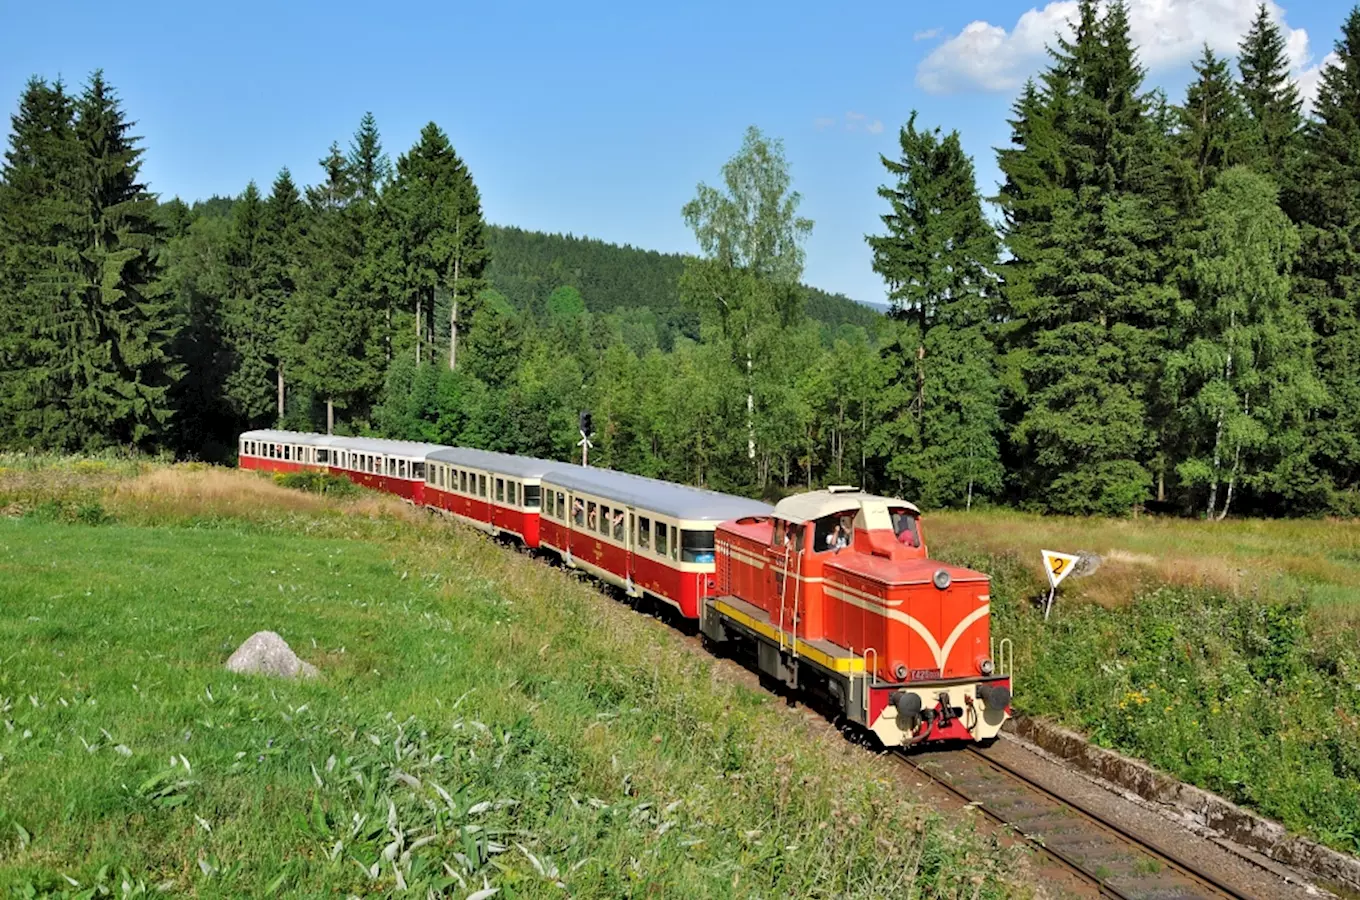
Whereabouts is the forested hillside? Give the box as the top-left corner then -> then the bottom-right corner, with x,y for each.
486,225 -> 884,346
6,2 -> 1360,517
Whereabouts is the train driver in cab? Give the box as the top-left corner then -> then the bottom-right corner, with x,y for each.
890,507 -> 920,547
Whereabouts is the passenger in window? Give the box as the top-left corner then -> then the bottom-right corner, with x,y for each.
612,509 -> 625,541
587,503 -> 598,531
573,499 -> 584,525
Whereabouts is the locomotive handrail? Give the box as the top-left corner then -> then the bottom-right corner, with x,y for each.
998,637 -> 1013,684
861,647 -> 878,718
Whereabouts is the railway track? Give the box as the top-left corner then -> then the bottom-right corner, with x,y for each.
900,743 -> 1253,899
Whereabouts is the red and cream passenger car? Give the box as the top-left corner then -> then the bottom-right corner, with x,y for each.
538,467 -> 771,617
424,447 -> 560,546
238,430 -> 443,503
702,487 -> 1013,746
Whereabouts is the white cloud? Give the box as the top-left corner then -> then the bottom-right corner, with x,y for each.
1297,51 -> 1338,114
914,27 -> 943,41
917,0 -> 1324,102
815,111 -> 887,135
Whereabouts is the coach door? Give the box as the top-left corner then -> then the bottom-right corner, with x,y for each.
626,509 -> 637,595
566,491 -> 582,564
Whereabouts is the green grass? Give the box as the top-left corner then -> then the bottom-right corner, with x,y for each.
0,471 -> 1023,898
928,508 -> 1360,625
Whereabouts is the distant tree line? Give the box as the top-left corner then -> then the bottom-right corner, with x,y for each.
6,1 -> 1360,519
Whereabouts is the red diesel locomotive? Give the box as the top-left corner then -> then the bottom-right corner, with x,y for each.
237,431 -> 1014,747
701,487 -> 1012,746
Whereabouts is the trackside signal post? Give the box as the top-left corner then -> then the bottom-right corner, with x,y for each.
1041,549 -> 1080,620
578,410 -> 593,467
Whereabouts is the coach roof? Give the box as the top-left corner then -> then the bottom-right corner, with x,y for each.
240,430 -> 446,458
427,446 -> 562,480
544,466 -> 771,522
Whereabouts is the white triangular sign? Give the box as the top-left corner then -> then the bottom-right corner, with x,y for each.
1041,549 -> 1081,589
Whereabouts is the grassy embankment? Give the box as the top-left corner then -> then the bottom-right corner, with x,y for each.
927,509 -> 1360,856
0,458 -> 1023,899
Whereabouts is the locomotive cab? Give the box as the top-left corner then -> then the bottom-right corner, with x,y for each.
705,488 -> 1013,747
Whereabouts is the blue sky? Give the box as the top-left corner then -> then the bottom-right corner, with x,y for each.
1,0 -> 1353,307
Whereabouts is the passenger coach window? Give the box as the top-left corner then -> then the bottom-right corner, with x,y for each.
544,490 -> 554,516
587,502 -> 598,531
459,471 -> 467,493
496,479 -> 505,502
638,516 -> 651,550
573,497 -> 584,525
524,485 -> 540,509
479,474 -> 487,497
671,526 -> 678,561
681,530 -> 716,563
556,492 -> 565,520
656,523 -> 668,557
613,510 -> 625,542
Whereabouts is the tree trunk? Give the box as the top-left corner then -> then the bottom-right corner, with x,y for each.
415,293 -> 422,366
1206,407 -> 1223,520
326,399 -> 334,435
276,367 -> 285,419
1218,443 -> 1241,522
1217,391 -> 1248,522
746,347 -> 755,461
449,257 -> 461,371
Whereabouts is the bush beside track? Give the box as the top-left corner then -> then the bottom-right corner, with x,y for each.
0,460 -> 1025,898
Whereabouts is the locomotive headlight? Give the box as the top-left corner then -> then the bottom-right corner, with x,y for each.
979,658 -> 994,676
932,568 -> 952,590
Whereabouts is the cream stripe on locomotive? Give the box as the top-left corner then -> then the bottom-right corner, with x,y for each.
824,584 -> 991,672
716,540 -> 766,570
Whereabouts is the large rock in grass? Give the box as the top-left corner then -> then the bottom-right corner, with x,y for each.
225,631 -> 318,679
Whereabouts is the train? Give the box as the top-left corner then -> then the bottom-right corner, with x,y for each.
239,429 -> 1014,746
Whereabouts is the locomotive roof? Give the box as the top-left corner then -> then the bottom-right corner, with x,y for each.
543,467 -> 772,522
241,430 -> 445,458
427,446 -> 563,479
773,490 -> 921,524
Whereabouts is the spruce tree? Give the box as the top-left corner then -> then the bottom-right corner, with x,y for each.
222,181 -> 273,424
0,77 -> 80,446
995,0 -> 1177,514
1179,46 -> 1251,191
1238,3 -> 1303,174
865,114 -> 1004,507
389,123 -> 488,371
1291,8 -> 1360,509
65,72 -> 179,448
260,168 -> 306,417
291,141 -> 379,432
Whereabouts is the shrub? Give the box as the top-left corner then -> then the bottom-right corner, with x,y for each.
272,470 -> 361,498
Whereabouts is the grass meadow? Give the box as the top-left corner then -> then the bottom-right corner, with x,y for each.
928,509 -> 1360,627
0,460 -> 1024,899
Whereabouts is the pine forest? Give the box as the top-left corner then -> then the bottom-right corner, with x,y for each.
7,1 -> 1360,520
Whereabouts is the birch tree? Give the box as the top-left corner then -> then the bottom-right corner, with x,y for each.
1171,167 -> 1318,519
680,126 -> 812,480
